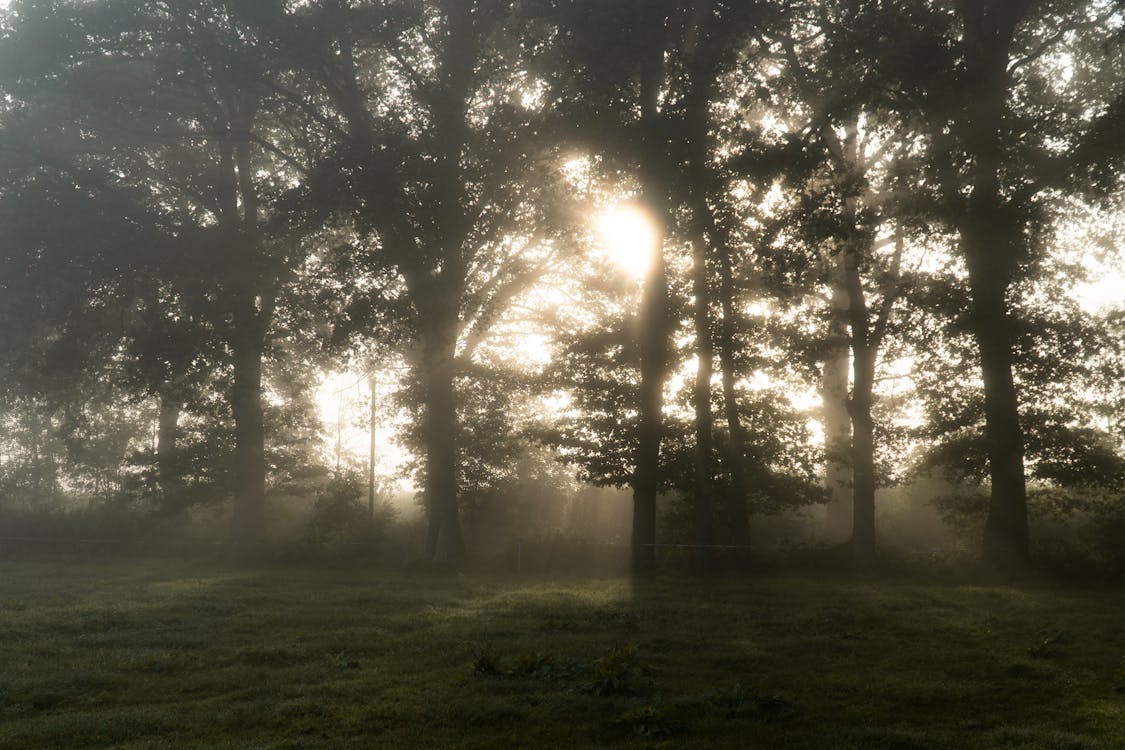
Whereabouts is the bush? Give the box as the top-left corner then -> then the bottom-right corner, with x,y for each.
303,472 -> 397,555
0,501 -> 142,558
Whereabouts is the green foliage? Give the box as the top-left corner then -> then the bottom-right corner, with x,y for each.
541,300 -> 824,514
0,0 -> 1122,570
536,311 -> 641,491
590,643 -> 649,696
929,489 -> 991,536
931,482 -> 1123,576
512,650 -> 556,678
302,472 -> 397,554
0,502 -> 141,550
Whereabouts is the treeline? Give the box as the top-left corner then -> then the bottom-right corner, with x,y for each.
0,0 -> 1121,573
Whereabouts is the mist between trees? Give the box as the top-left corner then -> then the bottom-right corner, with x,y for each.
0,0 -> 1122,577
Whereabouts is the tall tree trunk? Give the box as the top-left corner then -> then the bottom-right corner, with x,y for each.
965,231 -> 1029,566
629,13 -> 672,577
227,128 -> 269,551
958,1 -> 1033,568
27,401 -> 43,506
632,211 -> 668,576
368,372 -> 377,522
823,256 -> 853,539
156,383 -> 184,515
419,309 -> 465,567
820,119 -> 906,569
230,310 -> 266,548
839,124 -> 878,569
843,253 -> 877,570
715,235 -> 753,567
683,0 -> 718,573
689,231 -> 717,572
684,18 -> 752,561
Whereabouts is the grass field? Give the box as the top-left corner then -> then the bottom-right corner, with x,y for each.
0,560 -> 1122,749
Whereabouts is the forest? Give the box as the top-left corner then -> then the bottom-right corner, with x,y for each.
0,0 -> 1122,578
2,1 -> 1125,748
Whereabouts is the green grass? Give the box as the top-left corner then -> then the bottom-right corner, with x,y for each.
0,560 -> 1121,749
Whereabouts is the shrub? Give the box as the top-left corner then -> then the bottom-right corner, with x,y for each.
303,472 -> 397,555
590,643 -> 649,695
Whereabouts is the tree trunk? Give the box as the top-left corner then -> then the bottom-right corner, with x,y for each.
156,383 -> 184,515
965,233 -> 1029,566
715,234 -> 753,567
958,0 -> 1033,568
419,311 -> 465,567
368,372 -> 377,523
225,121 -> 271,553
27,402 -> 43,506
844,286 -> 877,570
823,256 -> 853,540
631,211 -> 668,576
820,117 -> 903,570
630,13 -> 672,578
689,230 -> 717,572
839,131 -> 877,569
683,0 -> 718,573
230,312 -> 266,549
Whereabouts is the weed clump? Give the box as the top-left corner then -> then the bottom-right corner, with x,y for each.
513,650 -> 556,677
469,641 -> 502,675
590,643 -> 649,695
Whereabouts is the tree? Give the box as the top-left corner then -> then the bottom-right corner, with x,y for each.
544,0 -> 781,573
301,0 -> 573,565
913,0 -> 1123,566
0,0 -> 326,547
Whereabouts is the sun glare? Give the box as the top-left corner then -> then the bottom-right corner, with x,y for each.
597,203 -> 659,279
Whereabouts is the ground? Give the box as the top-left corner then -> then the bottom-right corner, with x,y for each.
0,559 -> 1121,749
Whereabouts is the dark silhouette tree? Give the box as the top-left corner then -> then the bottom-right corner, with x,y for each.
911,0 -> 1123,567
299,0 -> 574,565
0,0 -> 326,547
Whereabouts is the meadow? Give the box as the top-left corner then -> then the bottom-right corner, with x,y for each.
0,559 -> 1122,749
